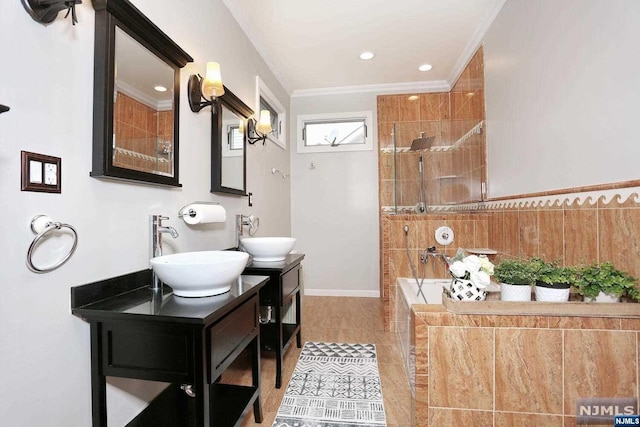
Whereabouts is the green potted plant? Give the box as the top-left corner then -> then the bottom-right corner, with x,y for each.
493,258 -> 535,301
530,258 -> 576,302
574,262 -> 639,303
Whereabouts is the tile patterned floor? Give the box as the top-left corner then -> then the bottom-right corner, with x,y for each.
223,296 -> 412,427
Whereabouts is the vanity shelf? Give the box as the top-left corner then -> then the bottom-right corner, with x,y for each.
71,270 -> 269,427
243,253 -> 305,388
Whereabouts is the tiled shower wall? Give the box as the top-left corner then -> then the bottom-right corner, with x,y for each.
379,48 -> 488,331
378,48 -> 486,211
113,92 -> 173,175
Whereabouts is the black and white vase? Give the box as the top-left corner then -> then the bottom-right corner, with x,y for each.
450,277 -> 487,301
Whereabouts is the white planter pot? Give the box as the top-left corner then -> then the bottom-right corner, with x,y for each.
500,283 -> 532,301
535,285 -> 570,302
585,291 -> 621,303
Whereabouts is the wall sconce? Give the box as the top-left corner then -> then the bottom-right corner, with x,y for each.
22,0 -> 82,25
188,62 -> 225,113
247,110 -> 273,145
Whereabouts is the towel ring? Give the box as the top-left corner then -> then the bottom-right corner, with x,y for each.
27,215 -> 78,273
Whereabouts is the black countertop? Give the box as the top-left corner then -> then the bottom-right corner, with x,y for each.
71,270 -> 269,325
243,253 -> 305,274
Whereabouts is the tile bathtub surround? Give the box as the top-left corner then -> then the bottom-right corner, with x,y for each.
404,306 -> 640,427
381,213 -> 489,331
381,191 -> 640,331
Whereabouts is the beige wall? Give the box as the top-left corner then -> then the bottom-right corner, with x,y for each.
484,0 -> 640,196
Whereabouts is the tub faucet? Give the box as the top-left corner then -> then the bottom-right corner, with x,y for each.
433,253 -> 451,267
150,215 -> 179,290
421,246 -> 450,268
420,246 -> 437,264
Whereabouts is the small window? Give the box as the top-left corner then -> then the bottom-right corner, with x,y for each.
256,76 -> 287,149
222,123 -> 243,157
297,111 -> 373,153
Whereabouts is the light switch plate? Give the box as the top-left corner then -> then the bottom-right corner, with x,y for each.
21,151 -> 61,193
29,160 -> 42,183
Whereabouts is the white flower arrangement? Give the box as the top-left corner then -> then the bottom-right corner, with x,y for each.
449,254 -> 495,290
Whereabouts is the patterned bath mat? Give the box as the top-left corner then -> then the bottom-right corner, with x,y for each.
272,342 -> 387,427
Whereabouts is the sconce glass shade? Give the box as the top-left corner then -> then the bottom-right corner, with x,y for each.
247,110 -> 273,145
202,62 -> 224,99
257,110 -> 272,135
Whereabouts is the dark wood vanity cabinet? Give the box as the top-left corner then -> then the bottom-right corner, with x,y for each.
243,254 -> 304,388
72,272 -> 269,427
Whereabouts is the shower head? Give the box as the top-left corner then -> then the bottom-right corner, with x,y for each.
410,132 -> 436,151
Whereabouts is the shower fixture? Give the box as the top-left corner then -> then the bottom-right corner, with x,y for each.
409,133 -> 435,213
410,132 -> 435,151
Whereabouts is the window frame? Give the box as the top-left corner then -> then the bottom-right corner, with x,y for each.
255,76 -> 287,150
222,121 -> 243,158
296,111 -> 374,153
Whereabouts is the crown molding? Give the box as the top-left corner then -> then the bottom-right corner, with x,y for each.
221,0 -> 293,95
447,0 -> 507,87
115,81 -> 172,111
291,80 -> 451,98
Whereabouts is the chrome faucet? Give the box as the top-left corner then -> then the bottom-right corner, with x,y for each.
236,214 -> 259,249
149,215 -> 179,290
420,246 -> 450,267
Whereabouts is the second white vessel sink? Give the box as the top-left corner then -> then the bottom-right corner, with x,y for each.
150,250 -> 249,297
240,237 -> 296,262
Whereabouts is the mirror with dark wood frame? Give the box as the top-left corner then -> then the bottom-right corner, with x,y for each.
90,0 -> 193,187
212,87 -> 253,195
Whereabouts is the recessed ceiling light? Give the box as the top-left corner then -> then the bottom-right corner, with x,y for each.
408,95 -> 419,101
359,51 -> 375,60
154,85 -> 168,92
418,64 -> 433,72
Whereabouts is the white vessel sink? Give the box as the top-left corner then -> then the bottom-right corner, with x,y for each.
150,251 -> 249,297
240,237 -> 296,262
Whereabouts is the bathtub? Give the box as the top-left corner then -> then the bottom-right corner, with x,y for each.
397,277 -> 450,305
395,277 -> 450,397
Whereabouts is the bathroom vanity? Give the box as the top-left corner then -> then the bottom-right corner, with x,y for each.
71,270 -> 269,427
243,253 -> 304,388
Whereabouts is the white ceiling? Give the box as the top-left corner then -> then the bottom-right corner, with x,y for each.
222,0 -> 506,96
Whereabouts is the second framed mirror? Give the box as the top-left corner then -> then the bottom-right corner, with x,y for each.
212,87 -> 253,195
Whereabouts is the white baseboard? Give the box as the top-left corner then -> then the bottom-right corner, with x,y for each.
303,289 -> 380,298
